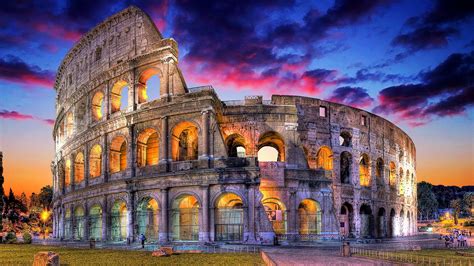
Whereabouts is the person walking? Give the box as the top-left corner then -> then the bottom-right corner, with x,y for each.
139,233 -> 147,249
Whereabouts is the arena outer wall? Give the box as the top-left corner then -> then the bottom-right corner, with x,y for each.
51,6 -> 417,245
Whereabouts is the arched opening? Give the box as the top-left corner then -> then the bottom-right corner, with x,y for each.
91,91 -> 105,121
388,209 -> 396,238
109,136 -> 127,173
340,203 -> 354,237
262,198 -> 287,234
399,150 -> 404,162
137,198 -> 159,242
399,209 -> 405,236
111,80 -> 129,113
225,134 -> 246,158
407,211 -> 411,235
111,200 -> 128,241
171,122 -> 198,161
64,208 -> 72,239
376,158 -> 384,185
89,204 -> 102,241
138,68 -> 161,103
377,208 -> 386,238
66,112 -> 74,137
405,170 -> 411,196
89,145 -> 102,178
389,162 -> 396,187
298,199 -> 321,236
360,204 -> 374,238
399,168 -> 404,195
257,131 -> 285,162
340,151 -> 352,184
316,146 -> 333,170
171,194 -> 200,241
65,159 -> 71,187
339,131 -> 352,147
359,154 -> 370,187
215,193 -> 244,241
74,206 -> 85,240
137,128 -> 159,167
74,153 -> 84,184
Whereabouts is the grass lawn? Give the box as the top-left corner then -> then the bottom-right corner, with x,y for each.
354,248 -> 474,264
0,244 -> 264,265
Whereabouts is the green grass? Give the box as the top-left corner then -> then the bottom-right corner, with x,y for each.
0,244 -> 264,265
354,248 -> 474,264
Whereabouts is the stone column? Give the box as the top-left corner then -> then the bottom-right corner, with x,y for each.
159,188 -> 169,243
200,185 -> 210,242
60,206 -> 65,240
199,110 -> 210,168
105,81 -> 111,119
159,116 -> 169,172
160,58 -> 171,100
246,185 -> 257,243
128,125 -> 135,177
127,191 -> 136,243
70,155 -> 75,191
102,197 -> 108,241
102,133 -> 109,182
84,143 -> 90,187
288,190 -> 297,240
84,204 -> 90,241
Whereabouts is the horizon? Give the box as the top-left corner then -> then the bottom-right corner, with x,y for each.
1,1 -> 473,196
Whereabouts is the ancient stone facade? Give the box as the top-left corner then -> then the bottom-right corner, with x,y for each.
51,6 -> 417,245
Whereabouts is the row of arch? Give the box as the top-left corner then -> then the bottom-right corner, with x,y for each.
60,193 -> 323,241
339,202 -> 415,238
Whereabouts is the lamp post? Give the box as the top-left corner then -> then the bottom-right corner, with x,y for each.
41,210 -> 50,240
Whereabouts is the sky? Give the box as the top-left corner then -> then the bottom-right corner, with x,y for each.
0,0 -> 473,196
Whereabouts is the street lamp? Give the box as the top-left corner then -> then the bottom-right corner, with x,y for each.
41,210 -> 50,240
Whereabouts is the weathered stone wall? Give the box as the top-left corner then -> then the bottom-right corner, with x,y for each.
52,6 -> 417,245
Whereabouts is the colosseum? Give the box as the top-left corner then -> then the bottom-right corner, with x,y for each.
51,6 -> 417,245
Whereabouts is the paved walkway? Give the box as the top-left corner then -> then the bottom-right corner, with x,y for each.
262,247 -> 396,266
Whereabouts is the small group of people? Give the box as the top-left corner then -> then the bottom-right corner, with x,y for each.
442,229 -> 470,248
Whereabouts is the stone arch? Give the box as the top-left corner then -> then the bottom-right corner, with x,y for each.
65,159 -> 71,187
66,112 -> 74,137
91,91 -> 105,121
359,204 -> 374,238
376,207 -> 387,238
225,133 -> 247,158
110,80 -> 129,113
137,128 -> 159,167
340,202 -> 354,237
109,135 -> 127,173
339,131 -> 352,147
389,162 -> 396,187
257,131 -> 285,162
298,199 -> 322,235
359,153 -> 370,187
89,144 -> 102,178
74,152 -> 84,184
316,146 -> 333,170
262,197 -> 287,234
171,194 -> 200,241
375,158 -> 384,185
171,121 -> 199,161
89,203 -> 102,241
64,208 -> 72,239
388,208 -> 396,238
137,67 -> 162,103
340,151 -> 352,184
137,197 -> 159,242
110,199 -> 128,241
74,205 -> 85,240
214,192 -> 244,241
399,209 -> 405,236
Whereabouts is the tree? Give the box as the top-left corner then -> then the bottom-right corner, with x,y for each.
417,182 -> 438,220
462,192 -> 473,217
450,199 -> 462,225
19,192 -> 28,208
38,186 -> 53,210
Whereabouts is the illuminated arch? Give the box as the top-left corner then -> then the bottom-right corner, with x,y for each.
64,208 -> 72,239
225,133 -> 246,158
74,206 -> 85,240
171,121 -> 199,161
109,136 -> 127,173
89,204 -> 102,241
137,128 -> 159,167
74,153 -> 84,184
389,162 -> 396,187
257,131 -> 285,162
375,158 -> 384,185
89,144 -> 102,178
137,68 -> 161,103
316,146 -> 333,170
298,199 -> 321,235
110,80 -> 129,113
91,91 -> 105,121
262,197 -> 287,234
65,159 -> 71,187
359,153 -> 370,186
137,197 -> 159,242
215,192 -> 244,241
111,200 -> 128,241
171,194 -> 200,241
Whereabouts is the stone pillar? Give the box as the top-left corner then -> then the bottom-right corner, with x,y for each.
159,188 -> 168,243
102,133 -> 109,182
161,58 -> 171,100
60,206 -> 65,240
288,190 -> 297,240
354,204 -> 361,237
127,191 -> 136,243
128,125 -> 135,177
105,81 -> 111,119
199,110 -> 210,168
200,185 -> 210,242
102,197 -> 108,241
84,143 -> 90,187
246,185 -> 257,243
159,116 -> 169,172
84,204 -> 90,241
70,155 -> 75,191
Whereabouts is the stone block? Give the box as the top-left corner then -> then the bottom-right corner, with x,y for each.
152,250 -> 168,257
33,252 -> 59,266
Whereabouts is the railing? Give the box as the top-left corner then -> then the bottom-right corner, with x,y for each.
349,245 -> 474,265
276,234 -> 326,242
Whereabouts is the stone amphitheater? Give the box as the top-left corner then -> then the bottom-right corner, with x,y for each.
51,6 -> 417,245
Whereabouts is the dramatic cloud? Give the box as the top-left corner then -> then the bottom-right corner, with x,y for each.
0,110 -> 54,125
336,69 -> 413,84
391,0 -> 474,53
373,51 -> 474,126
0,55 -> 55,88
327,86 -> 374,108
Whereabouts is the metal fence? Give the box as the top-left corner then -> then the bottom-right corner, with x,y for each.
349,246 -> 474,265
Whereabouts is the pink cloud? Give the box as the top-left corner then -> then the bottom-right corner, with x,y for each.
0,110 -> 54,126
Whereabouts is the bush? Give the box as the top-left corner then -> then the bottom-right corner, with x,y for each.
5,232 -> 17,244
23,232 -> 32,244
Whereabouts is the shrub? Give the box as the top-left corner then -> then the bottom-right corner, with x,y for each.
5,232 -> 17,244
23,232 -> 32,244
